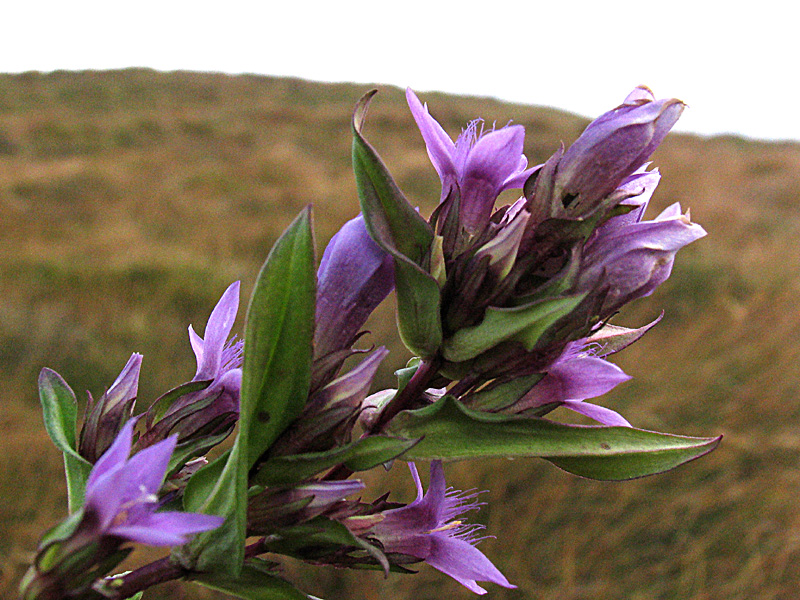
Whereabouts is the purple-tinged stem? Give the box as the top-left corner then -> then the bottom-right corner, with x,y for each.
323,356 -> 443,481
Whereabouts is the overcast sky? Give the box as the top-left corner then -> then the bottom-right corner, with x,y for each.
4,0 -> 797,141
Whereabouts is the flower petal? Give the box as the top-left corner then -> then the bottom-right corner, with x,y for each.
406,88 -> 457,184
315,214 -> 394,358
195,281 -> 240,380
562,399 -> 632,427
110,511 -> 224,546
87,418 -> 135,489
121,435 -> 176,497
426,533 -> 516,594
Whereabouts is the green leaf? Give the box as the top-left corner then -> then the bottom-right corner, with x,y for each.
38,368 -> 93,512
442,295 -> 585,363
179,208 -> 316,576
242,206 -> 316,466
392,258 -> 443,357
351,91 -> 442,357
351,90 -> 434,264
179,448 -> 245,574
253,435 -> 419,486
193,565 -> 310,600
386,397 -> 721,480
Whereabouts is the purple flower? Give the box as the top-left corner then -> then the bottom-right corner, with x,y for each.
141,282 -> 243,449
369,461 -> 514,595
407,88 -> 537,234
188,280 -> 243,396
514,341 -> 632,426
315,214 -> 394,361
551,86 -> 685,211
84,420 -> 223,546
578,197 -> 707,316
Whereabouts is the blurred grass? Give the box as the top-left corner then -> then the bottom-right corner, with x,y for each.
2,69 -> 800,599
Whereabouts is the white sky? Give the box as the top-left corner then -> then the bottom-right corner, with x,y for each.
3,0 -> 798,141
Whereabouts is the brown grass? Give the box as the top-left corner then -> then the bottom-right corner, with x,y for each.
1,69 -> 800,599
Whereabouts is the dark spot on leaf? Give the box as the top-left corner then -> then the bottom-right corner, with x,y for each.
600,442 -> 611,450
257,411 -> 271,423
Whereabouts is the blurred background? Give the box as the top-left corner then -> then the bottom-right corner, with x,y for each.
1,69 -> 799,600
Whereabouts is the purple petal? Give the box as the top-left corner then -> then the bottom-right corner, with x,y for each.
121,435 -> 176,497
460,126 -> 527,232
517,354 -> 631,411
195,281 -> 240,380
87,418 -> 135,489
623,85 -> 656,104
85,419 -> 138,528
426,533 -> 516,594
557,91 -> 684,204
562,400 -> 632,427
406,88 -> 457,184
315,214 -> 394,358
298,480 -> 366,509
103,353 -> 142,411
110,511 -> 224,546
188,325 -> 204,365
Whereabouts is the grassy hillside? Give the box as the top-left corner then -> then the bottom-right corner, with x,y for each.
1,69 -> 800,599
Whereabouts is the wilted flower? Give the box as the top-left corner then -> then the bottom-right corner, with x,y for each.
79,353 -> 142,462
407,88 -> 536,234
270,346 -> 389,455
84,419 -> 224,546
361,461 -> 514,595
248,479 -> 366,534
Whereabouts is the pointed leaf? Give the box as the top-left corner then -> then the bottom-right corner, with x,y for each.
242,206 -> 316,466
442,295 -> 585,362
193,565 -> 310,600
352,91 -> 442,357
352,90 -> 433,263
180,208 -> 316,576
38,369 -> 93,511
253,435 -> 420,486
386,397 -> 721,480
179,448 -> 245,574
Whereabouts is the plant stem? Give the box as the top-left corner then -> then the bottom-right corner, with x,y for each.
370,355 -> 443,432
107,555 -> 188,599
322,356 -> 443,482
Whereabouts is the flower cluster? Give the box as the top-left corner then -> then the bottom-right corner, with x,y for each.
22,86 -> 719,600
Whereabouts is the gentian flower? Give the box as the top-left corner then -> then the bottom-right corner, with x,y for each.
366,461 -> 514,595
188,280 -> 243,397
550,86 -> 685,213
140,282 -> 242,449
314,214 -> 394,385
513,341 -> 632,426
84,420 -> 223,546
407,88 -> 537,234
578,199 -> 707,316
